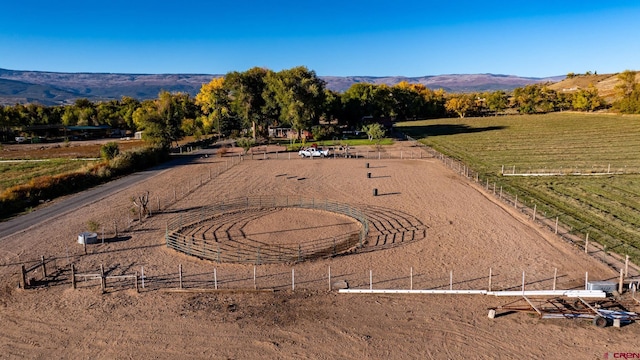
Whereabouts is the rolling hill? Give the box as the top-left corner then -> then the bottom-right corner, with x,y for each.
547,72 -> 640,103
0,68 -> 564,105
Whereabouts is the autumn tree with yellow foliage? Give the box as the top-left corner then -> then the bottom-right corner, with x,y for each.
445,95 -> 474,118
195,77 -> 232,137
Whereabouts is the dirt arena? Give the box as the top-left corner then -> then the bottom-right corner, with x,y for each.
0,143 -> 638,359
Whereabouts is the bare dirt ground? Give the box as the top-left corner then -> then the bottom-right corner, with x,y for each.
0,142 -> 639,359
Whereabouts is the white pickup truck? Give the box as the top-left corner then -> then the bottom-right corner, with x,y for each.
298,147 -> 330,158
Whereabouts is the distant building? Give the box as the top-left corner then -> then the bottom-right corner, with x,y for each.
268,127 -> 291,138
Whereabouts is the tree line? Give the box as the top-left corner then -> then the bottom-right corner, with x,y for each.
1,67 -> 639,144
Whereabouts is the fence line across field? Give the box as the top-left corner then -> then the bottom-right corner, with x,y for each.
244,148 -> 441,161
500,164 -> 633,176
69,264 -> 139,293
19,259 -> 638,302
403,135 -> 640,277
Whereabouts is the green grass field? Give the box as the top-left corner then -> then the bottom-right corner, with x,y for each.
396,112 -> 640,264
0,159 -> 96,193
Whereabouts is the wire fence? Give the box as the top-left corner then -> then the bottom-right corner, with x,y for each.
243,148 -> 432,160
500,164 -> 633,176
93,155 -> 244,240
165,196 -> 369,264
18,257 -> 638,299
404,135 -> 639,278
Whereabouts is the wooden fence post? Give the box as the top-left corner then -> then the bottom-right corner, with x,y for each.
625,255 -> 629,277
585,272 -> 588,290
100,264 -> 106,293
488,268 -> 492,292
41,255 -> 47,278
585,233 -> 589,253
619,268 -> 624,294
20,265 -> 27,289
410,267 -> 413,290
179,264 -> 183,289
71,264 -> 76,289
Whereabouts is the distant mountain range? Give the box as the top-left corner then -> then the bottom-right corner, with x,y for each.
0,68 -> 564,106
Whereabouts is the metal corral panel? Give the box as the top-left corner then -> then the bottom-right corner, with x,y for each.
587,281 -> 617,293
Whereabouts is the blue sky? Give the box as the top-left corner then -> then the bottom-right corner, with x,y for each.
1,1 -> 638,77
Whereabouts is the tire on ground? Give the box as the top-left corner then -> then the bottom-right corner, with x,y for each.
593,315 -> 608,328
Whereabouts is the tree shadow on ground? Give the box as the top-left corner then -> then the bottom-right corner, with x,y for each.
400,124 -> 507,138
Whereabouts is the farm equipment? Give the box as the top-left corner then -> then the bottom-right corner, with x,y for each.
489,296 -> 639,328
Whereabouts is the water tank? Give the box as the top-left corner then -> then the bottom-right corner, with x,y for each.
78,232 -> 98,244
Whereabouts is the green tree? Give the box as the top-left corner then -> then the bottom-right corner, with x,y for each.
0,106 -> 12,142
556,92 -> 573,111
572,84 -> 604,111
362,122 -> 385,143
119,96 -> 141,130
538,86 -> 559,113
486,90 -> 508,114
236,137 -> 255,155
341,83 -> 393,128
390,82 -> 424,121
156,91 -> 188,147
97,100 -> 121,127
341,83 -> 377,127
613,70 -> 640,114
226,67 -> 273,140
100,142 -> 120,160
61,105 -> 78,127
180,118 -> 199,137
132,91 -> 186,148
74,98 -> 97,126
266,66 -> 326,139
512,84 -> 553,114
311,125 -> 335,141
615,70 -> 637,97
320,89 -> 343,126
